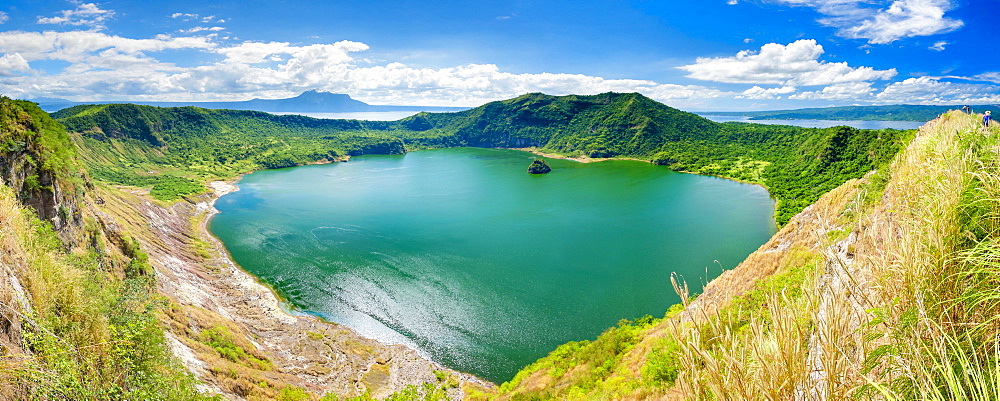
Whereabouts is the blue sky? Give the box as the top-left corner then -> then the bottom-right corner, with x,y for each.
0,0 -> 997,110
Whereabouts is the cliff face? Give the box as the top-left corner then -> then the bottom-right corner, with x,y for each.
0,98 -> 84,234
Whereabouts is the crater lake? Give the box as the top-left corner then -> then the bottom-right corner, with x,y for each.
209,147 -> 778,383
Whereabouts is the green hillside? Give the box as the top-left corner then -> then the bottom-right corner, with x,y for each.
56,92 -> 914,224
55,103 -> 405,200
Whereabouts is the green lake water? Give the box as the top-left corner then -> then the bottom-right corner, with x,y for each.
209,147 -> 777,383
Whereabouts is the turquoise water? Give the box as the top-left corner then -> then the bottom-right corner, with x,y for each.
209,147 -> 777,383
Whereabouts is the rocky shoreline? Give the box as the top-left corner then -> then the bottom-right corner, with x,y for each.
97,180 -> 494,399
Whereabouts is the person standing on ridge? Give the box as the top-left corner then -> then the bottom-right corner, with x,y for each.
985,111 -> 992,128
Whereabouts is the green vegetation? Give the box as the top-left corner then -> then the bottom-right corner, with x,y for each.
526,158 -> 551,174
0,98 -> 211,400
700,104 -> 1000,121
58,92 -> 914,224
497,306 -> 684,400
197,325 -> 272,371
56,103 -> 405,200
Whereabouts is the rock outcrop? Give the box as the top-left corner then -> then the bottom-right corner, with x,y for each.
527,159 -> 551,174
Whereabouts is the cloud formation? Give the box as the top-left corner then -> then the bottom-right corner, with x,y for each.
0,30 -> 726,107
36,2 -> 116,30
678,39 -> 896,85
0,53 -> 31,76
876,76 -> 1000,104
1,3 -> 994,109
740,85 -> 797,99
0,12 -> 8,24
771,0 -> 963,44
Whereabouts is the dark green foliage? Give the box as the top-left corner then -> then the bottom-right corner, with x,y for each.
527,159 -> 551,174
500,314 -> 661,397
643,338 -> 681,385
394,92 -> 717,156
0,97 -> 85,200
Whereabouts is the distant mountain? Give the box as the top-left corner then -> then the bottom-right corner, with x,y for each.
30,90 -> 468,114
699,104 -> 1000,122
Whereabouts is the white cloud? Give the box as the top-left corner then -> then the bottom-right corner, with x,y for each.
770,0 -> 963,44
740,85 -> 797,99
0,30 -> 731,108
875,76 -> 1000,104
790,82 -> 877,100
181,26 -> 226,34
0,11 -> 9,24
171,13 -> 198,20
929,40 -> 947,51
3,21 -> 992,109
968,73 -> 1000,84
0,31 -> 216,64
678,39 -> 896,86
37,2 -> 116,30
0,53 -> 32,76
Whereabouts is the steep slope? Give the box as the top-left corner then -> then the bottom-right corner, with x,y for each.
493,110 -> 1000,400
0,96 -> 211,399
0,98 -> 85,232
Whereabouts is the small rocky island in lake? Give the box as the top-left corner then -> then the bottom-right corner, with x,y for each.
527,158 -> 552,174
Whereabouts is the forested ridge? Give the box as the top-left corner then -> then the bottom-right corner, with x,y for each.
55,92 -> 913,224
55,103 -> 405,200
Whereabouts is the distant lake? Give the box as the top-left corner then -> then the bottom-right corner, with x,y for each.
270,111 -> 424,121
209,148 -> 777,383
702,115 -> 925,129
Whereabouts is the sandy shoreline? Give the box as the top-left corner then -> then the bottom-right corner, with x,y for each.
201,179 -> 434,356
105,177 -> 493,399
